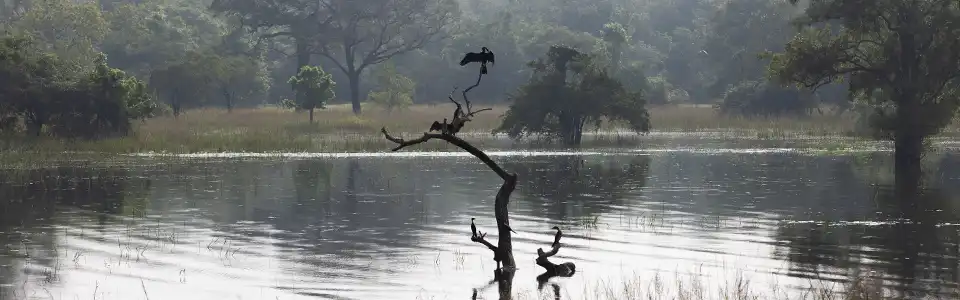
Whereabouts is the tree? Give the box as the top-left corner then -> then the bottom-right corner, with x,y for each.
208,0 -> 328,108
51,53 -> 158,138
367,61 -> 415,113
381,70 -> 522,297
13,0 -> 108,68
209,54 -> 271,112
768,0 -> 960,192
313,0 -> 459,115
287,65 -> 335,123
600,22 -> 629,68
702,0 -> 799,100
149,51 -> 214,117
0,35 -> 158,138
495,46 -> 650,146
718,79 -> 816,116
0,34 -> 67,136
103,0 -> 225,78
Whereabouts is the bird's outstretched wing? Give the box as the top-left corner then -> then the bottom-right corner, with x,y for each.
489,51 -> 495,65
429,121 -> 442,132
459,53 -> 474,66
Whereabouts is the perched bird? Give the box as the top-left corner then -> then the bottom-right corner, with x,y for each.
429,118 -> 465,135
459,47 -> 495,74
471,218 -> 478,238
551,226 -> 562,248
429,118 -> 454,133
429,118 -> 446,132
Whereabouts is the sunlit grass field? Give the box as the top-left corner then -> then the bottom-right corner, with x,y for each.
1,103 -> 958,158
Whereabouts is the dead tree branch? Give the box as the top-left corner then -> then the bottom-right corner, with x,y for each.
381,65 -> 518,273
462,69 -> 483,113
381,128 -> 510,180
535,231 -> 576,289
383,127 -> 518,269
446,69 -> 493,133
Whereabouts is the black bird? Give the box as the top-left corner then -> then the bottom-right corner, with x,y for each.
459,47 -> 495,74
551,226 -> 562,248
471,218 -> 478,238
430,118 -> 455,133
429,118 -> 465,135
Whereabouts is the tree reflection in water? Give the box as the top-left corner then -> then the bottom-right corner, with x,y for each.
774,155 -> 960,299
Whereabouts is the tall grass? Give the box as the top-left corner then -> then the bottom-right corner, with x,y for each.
4,103 -> 957,156
574,272 -> 924,300
504,269 -> 956,300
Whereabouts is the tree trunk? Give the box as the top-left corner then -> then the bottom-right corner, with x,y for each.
895,98 -> 923,201
222,87 -> 233,112
28,118 -> 42,137
348,71 -> 362,115
494,174 -> 517,268
294,35 -> 310,111
171,95 -> 181,118
893,16 -> 923,201
309,108 -> 314,124
574,117 -> 585,146
559,114 -> 582,147
295,36 -> 310,70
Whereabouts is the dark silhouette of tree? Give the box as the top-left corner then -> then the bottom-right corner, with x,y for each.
494,45 -> 650,146
381,68 -> 522,297
769,0 -> 960,194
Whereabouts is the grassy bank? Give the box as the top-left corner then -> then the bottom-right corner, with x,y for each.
0,103 -> 956,156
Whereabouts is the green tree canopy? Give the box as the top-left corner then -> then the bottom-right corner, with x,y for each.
367,61 -> 415,113
287,65 -> 335,123
13,0 -> 108,72
0,35 -> 158,138
495,45 -> 650,146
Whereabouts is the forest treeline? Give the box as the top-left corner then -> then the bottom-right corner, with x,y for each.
2,0 -> 960,177
0,0 -> 834,128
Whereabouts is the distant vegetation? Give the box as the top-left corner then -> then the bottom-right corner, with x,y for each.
0,0 -> 958,167
495,45 -> 650,146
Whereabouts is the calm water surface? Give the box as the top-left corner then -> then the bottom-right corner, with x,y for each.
2,146 -> 960,299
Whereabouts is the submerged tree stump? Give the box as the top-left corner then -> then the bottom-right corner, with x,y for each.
535,230 -> 576,290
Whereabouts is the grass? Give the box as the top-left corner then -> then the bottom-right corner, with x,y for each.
2,103 -> 959,159
570,270 -> 958,300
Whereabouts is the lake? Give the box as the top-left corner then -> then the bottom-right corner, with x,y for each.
2,141 -> 960,299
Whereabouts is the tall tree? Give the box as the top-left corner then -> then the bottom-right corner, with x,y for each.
209,54 -> 271,111
149,51 -> 214,117
769,0 -> 960,193
313,0 -> 458,115
208,0 -> 327,106
703,0 -> 798,99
